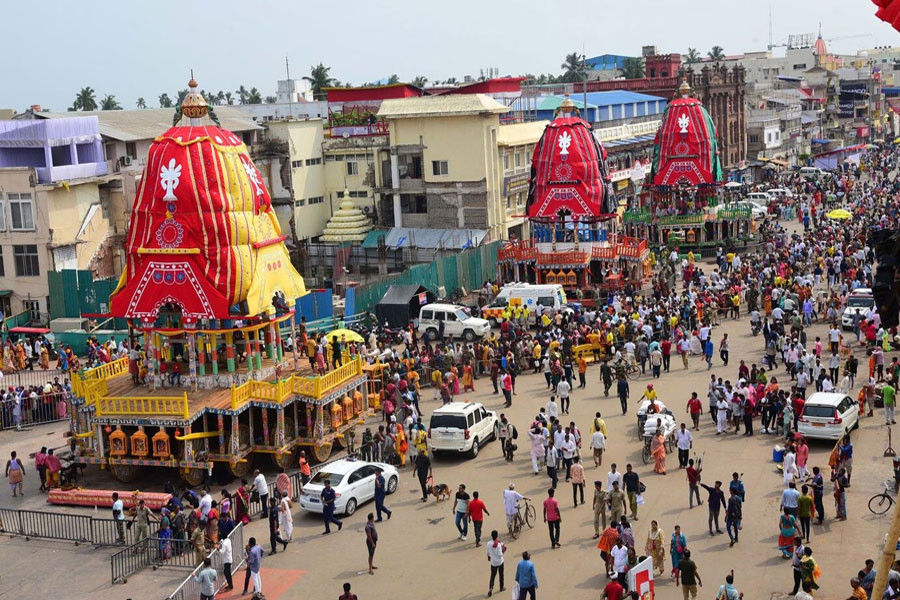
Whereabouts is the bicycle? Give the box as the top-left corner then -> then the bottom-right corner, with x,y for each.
868,480 -> 896,515
508,498 -> 536,539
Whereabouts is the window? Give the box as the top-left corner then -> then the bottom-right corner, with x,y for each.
792,63 -> 807,70
294,199 -> 305,207
346,161 -> 358,175
466,412 -> 475,427
421,310 -> 433,320
514,153 -> 521,167
400,195 -> 427,213
13,244 -> 39,277
24,299 -> 40,322
0,247 -> 4,276
431,160 -> 448,176
749,135 -> 760,144
125,142 -> 137,159
503,154 -> 509,170
291,160 -> 303,168
8,193 -> 34,231
308,196 -> 324,205
506,197 -> 511,209
0,197 -> 5,231
305,157 -> 322,166
472,409 -> 482,424
337,190 -> 368,199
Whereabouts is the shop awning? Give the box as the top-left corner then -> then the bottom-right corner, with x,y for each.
0,290 -> 12,297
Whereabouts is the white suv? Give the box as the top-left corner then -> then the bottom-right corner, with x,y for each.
418,303 -> 491,341
428,402 -> 499,458
841,288 -> 874,330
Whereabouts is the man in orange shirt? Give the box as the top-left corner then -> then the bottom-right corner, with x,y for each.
298,450 -> 311,485
577,353 -> 588,389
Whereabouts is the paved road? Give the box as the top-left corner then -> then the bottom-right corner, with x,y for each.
0,283 -> 894,600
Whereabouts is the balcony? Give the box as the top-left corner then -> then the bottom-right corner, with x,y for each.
36,162 -> 108,184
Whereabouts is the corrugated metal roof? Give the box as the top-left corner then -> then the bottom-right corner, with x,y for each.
377,94 -> 508,118
35,107 -> 261,141
362,227 -> 487,249
497,120 -> 550,146
584,91 -> 666,105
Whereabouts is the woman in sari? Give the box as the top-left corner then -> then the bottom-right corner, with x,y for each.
777,508 -> 799,558
234,480 -> 251,525
670,524 -> 687,579
450,366 -> 460,396
461,362 -> 475,392
644,520 -> 665,576
39,344 -> 49,370
650,430 -> 667,474
616,517 -> 635,549
798,547 -> 820,592
4,341 -> 15,373
205,502 -> 219,544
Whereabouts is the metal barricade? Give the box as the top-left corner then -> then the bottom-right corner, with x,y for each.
6,508 -> 93,544
165,524 -> 245,600
91,516 -> 138,547
3,369 -> 68,390
0,392 -> 71,431
110,537 -> 153,584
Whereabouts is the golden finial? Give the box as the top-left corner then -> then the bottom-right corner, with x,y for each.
181,72 -> 208,120
677,78 -> 692,98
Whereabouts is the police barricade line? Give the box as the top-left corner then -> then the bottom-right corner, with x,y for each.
0,392 -> 71,431
12,508 -> 94,544
165,523 -> 244,600
110,536 -> 152,584
91,516 -> 139,547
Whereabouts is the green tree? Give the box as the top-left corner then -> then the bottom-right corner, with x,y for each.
387,74 -> 400,85
620,57 -> 645,79
247,87 -> 262,104
560,52 -> 586,83
73,87 -> 98,111
216,90 -> 226,105
265,95 -> 277,104
304,63 -> 335,100
175,89 -> 189,105
236,85 -> 250,104
411,75 -> 428,88
158,93 -> 173,108
136,97 -> 147,109
204,90 -> 219,106
708,46 -> 725,61
223,91 -> 234,105
100,94 -> 122,110
685,48 -> 700,64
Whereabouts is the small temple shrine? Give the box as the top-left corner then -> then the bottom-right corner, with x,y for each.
320,189 -> 373,243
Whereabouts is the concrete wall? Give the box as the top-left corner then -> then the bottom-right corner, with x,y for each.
265,120 -> 329,240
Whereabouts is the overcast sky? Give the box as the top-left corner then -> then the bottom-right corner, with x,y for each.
3,0 -> 898,112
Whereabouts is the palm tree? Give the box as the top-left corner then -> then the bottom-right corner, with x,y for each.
74,87 -> 98,111
216,91 -> 226,105
620,57 -> 645,79
411,75 -> 428,88
100,94 -> 122,110
264,95 -> 276,104
158,93 -> 173,108
204,90 -> 220,106
235,85 -> 249,104
708,46 -> 725,62
247,87 -> 262,104
303,63 -> 335,100
445,77 -> 458,85
560,52 -> 586,83
224,91 -> 234,105
685,48 -> 700,65
175,89 -> 189,105
136,97 -> 147,109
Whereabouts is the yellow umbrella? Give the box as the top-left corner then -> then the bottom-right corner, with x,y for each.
826,209 -> 851,220
325,328 -> 364,343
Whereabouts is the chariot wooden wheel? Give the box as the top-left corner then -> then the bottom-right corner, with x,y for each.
180,467 -> 205,487
224,423 -> 252,477
109,461 -> 140,483
313,441 -> 332,463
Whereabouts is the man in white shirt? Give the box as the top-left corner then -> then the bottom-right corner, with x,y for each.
590,429 -> 606,467
199,488 -> 213,521
607,464 -> 622,491
561,433 -> 577,480
545,396 -> 559,420
485,529 -> 507,595
610,538 -> 630,581
556,380 -> 571,415
219,535 -> 234,590
503,484 -> 524,530
675,423 -> 693,469
253,470 -> 269,518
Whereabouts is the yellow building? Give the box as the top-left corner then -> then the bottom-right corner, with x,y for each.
376,94 -> 510,240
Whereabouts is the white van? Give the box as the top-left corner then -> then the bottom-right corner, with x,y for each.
481,283 -> 569,325
428,402 -> 499,457
745,192 -> 772,205
418,303 -> 490,341
798,392 -> 859,440
800,166 -> 827,180
767,188 -> 794,199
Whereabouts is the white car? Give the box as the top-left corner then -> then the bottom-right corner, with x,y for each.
797,392 -> 859,440
428,402 -> 499,458
297,458 -> 399,516
418,303 -> 491,341
841,289 -> 874,330
767,188 -> 794,199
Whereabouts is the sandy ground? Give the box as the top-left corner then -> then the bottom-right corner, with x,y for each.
0,265 -> 894,600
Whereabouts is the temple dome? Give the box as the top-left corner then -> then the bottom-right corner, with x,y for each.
320,193 -> 373,243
